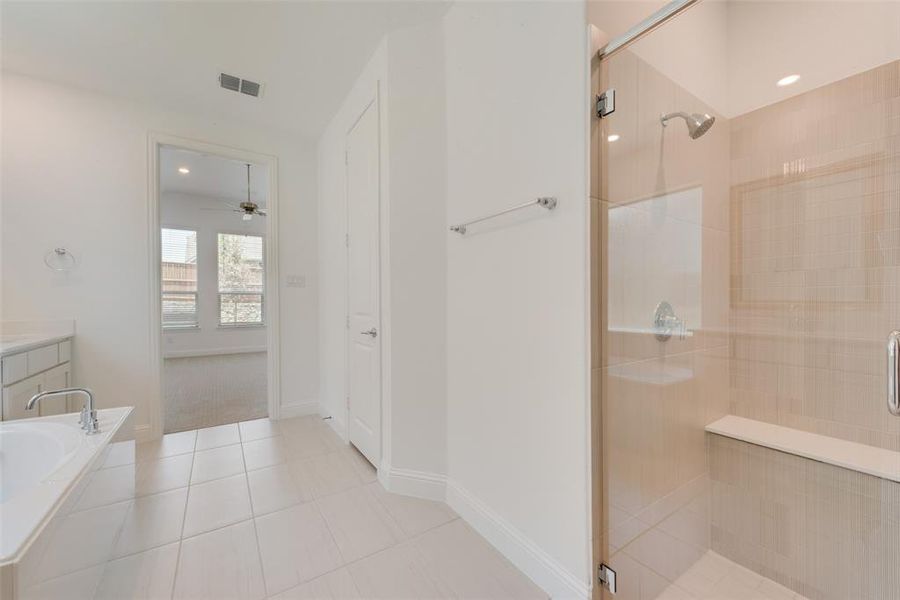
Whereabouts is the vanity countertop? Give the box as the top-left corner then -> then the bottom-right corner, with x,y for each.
0,333 -> 73,358
0,321 -> 75,358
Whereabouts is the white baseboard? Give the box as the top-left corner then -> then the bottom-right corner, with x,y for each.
446,480 -> 590,600
278,400 -> 320,419
324,413 -> 348,442
380,464 -> 447,502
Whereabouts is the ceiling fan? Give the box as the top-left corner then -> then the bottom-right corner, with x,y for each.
235,163 -> 266,220
199,163 -> 266,220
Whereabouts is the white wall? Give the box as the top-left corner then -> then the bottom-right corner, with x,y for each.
442,2 -> 590,597
160,192 -> 267,358
317,18 -> 449,480
1,72 -> 319,435
318,3 -> 591,597
317,42 -> 388,441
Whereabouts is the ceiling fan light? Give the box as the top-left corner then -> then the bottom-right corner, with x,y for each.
242,213 -> 252,221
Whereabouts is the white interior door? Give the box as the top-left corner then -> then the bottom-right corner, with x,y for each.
346,99 -> 381,467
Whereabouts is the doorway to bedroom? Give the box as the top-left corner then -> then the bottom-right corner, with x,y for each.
159,145 -> 270,433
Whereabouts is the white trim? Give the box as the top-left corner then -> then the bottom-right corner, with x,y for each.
278,400 -> 320,419
343,82 -> 390,467
446,480 -> 590,600
324,412 -> 349,443
379,463 -> 447,502
148,132 -> 281,440
162,346 -> 267,359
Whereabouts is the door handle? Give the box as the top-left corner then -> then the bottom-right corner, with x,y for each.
361,328 -> 378,338
889,330 -> 900,416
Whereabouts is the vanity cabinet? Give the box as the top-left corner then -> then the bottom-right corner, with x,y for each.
1,339 -> 72,420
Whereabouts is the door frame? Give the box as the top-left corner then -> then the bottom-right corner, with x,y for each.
147,132 -> 281,441
342,84 -> 390,469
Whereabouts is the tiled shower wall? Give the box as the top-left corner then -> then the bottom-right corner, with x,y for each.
728,60 -> 900,452
710,60 -> 900,600
710,434 -> 900,600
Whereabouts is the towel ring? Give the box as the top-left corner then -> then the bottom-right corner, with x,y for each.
44,248 -> 77,272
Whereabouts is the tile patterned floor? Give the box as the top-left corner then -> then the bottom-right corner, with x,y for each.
52,415 -> 548,599
656,551 -> 810,600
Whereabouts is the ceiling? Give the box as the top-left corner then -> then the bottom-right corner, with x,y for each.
588,0 -> 900,118
1,1 -> 450,138
160,146 -> 268,206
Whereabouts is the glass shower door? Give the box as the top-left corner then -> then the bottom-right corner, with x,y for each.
591,2 -> 900,599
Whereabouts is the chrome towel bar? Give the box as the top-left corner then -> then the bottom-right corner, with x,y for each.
449,197 -> 557,235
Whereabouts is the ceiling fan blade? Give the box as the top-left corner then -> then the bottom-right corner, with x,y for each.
256,210 -> 267,216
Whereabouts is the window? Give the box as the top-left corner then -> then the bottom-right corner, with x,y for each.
218,233 -> 264,326
161,228 -> 198,328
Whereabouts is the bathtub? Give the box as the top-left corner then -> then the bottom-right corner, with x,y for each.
0,407 -> 134,599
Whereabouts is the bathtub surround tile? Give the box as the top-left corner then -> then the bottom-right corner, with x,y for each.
190,443 -> 245,484
195,423 -> 241,451
101,439 -> 136,469
270,567 -> 361,600
247,463 -> 310,516
254,503 -> 344,595
136,429 -> 196,462
74,463 -> 136,510
135,453 -> 193,496
316,485 -> 405,563
95,542 -> 179,600
173,520 -> 266,600
242,435 -> 290,471
37,501 -> 131,580
113,487 -> 188,558
183,473 -> 252,538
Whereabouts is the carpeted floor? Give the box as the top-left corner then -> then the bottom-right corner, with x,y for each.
163,351 -> 267,433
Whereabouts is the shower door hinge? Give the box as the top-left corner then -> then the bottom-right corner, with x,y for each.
596,89 -> 616,118
597,563 -> 617,595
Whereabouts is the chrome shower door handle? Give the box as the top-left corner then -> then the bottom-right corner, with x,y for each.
361,328 -> 378,338
889,330 -> 900,416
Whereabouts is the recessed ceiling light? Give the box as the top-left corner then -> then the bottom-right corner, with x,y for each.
607,134 -> 620,142
776,74 -> 800,87
178,167 -> 190,174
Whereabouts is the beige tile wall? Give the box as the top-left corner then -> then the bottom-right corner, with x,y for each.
709,434 -> 900,600
728,60 -> 900,452
593,32 -> 899,600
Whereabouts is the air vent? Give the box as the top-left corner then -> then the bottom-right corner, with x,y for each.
219,73 -> 240,92
239,79 -> 261,97
219,73 -> 263,98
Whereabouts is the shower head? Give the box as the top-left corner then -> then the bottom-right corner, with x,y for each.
660,111 -> 716,139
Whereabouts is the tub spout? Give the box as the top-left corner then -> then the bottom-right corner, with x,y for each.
27,388 -> 99,434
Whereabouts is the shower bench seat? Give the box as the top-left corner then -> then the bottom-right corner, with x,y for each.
706,415 -> 900,483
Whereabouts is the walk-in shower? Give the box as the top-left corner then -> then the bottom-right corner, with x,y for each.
591,1 -> 900,599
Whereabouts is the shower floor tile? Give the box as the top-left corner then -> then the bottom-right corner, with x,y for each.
661,551 -> 809,600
